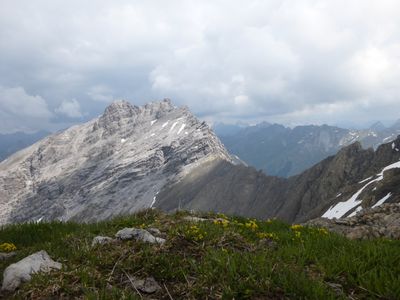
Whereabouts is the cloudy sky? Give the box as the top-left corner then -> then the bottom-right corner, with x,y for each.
1,0 -> 400,133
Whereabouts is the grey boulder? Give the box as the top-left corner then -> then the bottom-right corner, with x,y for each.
1,250 -> 62,292
130,276 -> 161,294
115,228 -> 165,244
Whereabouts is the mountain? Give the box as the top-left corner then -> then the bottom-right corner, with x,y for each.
212,121 -> 249,136
0,99 -> 232,224
218,122 -> 400,177
156,136 -> 400,223
1,99 -> 400,226
0,131 -> 50,162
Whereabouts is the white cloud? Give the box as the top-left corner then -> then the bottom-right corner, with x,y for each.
0,0 -> 400,130
55,99 -> 83,118
0,86 -> 53,133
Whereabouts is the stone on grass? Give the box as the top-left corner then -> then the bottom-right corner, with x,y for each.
115,228 -> 165,244
91,236 -> 115,247
1,250 -> 62,292
182,216 -> 208,222
131,276 -> 161,294
147,227 -> 162,236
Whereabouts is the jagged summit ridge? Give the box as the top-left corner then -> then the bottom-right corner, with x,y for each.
0,99 -> 232,224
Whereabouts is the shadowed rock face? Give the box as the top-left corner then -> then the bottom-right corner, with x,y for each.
0,99 -> 232,224
156,137 -> 400,223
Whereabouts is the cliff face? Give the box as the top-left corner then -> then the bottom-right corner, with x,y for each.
0,99 -> 231,224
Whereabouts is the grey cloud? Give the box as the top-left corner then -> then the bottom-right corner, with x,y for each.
0,0 -> 400,132
0,86 -> 53,133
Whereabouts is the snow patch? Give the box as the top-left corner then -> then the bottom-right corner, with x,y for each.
150,120 -> 157,126
162,121 -> 169,128
177,124 -> 186,135
323,160 -> 400,219
322,179 -> 379,219
378,161 -> 400,177
392,142 -> 395,149
150,133 -> 156,137
359,176 -> 372,184
348,206 -> 362,217
121,139 -> 126,144
372,193 -> 392,208
336,193 -> 342,198
169,122 -> 178,132
150,191 -> 159,208
383,136 -> 393,142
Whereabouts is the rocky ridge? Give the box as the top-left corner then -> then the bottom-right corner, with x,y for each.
306,203 -> 400,240
156,136 -> 400,223
0,99 -> 232,224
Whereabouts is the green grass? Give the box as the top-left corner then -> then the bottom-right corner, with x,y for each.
0,210 -> 399,299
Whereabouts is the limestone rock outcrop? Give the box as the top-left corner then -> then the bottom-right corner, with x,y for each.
1,250 -> 62,292
0,99 -> 232,224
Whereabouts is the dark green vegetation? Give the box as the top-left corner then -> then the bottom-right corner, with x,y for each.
1,210 -> 399,299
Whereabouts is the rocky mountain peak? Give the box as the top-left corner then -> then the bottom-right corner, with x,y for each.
102,100 -> 137,119
0,99 -> 232,224
369,121 -> 386,132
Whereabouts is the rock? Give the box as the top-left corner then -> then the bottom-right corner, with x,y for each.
1,250 -> 62,292
182,216 -> 208,222
146,228 -> 162,236
346,227 -> 368,240
91,236 -> 115,247
0,99 -> 233,225
0,252 -> 16,261
115,228 -> 165,244
308,203 -> 400,240
130,276 -> 161,294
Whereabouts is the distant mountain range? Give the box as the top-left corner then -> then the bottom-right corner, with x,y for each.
0,131 -> 50,162
215,121 -> 400,177
1,100 -> 400,225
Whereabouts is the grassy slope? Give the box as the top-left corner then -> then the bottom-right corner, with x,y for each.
0,210 -> 399,299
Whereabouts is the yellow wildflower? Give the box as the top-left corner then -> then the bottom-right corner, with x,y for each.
257,232 -> 278,240
317,228 -> 329,235
216,213 -> 227,219
245,220 -> 258,231
0,243 -> 17,252
213,218 -> 229,227
290,224 -> 303,231
185,225 -> 205,241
